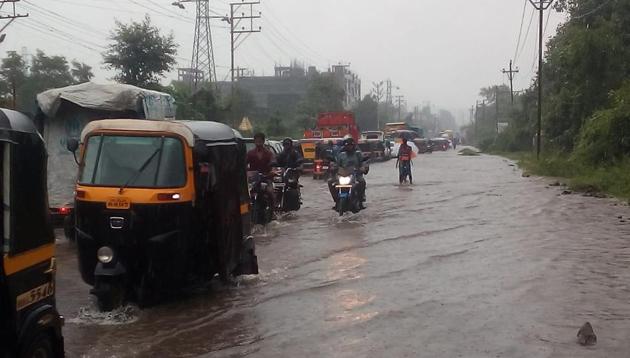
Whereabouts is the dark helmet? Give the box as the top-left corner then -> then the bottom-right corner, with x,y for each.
343,134 -> 354,146
282,138 -> 293,147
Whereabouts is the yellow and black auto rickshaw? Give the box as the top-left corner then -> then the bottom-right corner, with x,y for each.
66,119 -> 258,311
0,109 -> 64,357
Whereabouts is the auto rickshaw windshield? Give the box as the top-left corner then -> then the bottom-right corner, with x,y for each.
79,135 -> 187,188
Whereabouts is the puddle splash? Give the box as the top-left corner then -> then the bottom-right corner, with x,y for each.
69,304 -> 140,325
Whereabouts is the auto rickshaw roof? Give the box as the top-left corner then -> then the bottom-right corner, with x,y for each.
0,108 -> 43,139
177,120 -> 241,143
81,119 -> 196,145
81,119 -> 240,147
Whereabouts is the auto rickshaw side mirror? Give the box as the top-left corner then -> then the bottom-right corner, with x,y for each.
66,138 -> 79,153
66,138 -> 79,165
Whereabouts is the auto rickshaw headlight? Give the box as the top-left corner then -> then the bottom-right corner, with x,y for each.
97,246 -> 114,264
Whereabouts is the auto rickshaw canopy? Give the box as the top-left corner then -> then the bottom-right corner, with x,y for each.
80,119 -> 242,147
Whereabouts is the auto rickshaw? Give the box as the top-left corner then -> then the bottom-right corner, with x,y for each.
67,119 -> 258,311
0,109 -> 64,357
299,138 -> 321,173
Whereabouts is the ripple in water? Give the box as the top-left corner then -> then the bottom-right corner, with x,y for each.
68,304 -> 140,325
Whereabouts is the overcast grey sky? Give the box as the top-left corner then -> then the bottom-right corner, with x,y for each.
3,0 -> 565,123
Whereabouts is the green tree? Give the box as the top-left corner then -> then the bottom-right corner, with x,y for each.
353,95 -> 378,131
168,81 -> 221,122
224,86 -> 256,126
103,15 -> 178,87
71,61 -> 94,83
296,74 -> 345,129
30,50 -> 74,89
266,111 -> 288,137
0,51 -> 27,109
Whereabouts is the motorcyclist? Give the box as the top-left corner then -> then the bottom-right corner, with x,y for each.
396,137 -> 414,184
328,135 -> 367,209
246,132 -> 275,209
276,138 -> 303,170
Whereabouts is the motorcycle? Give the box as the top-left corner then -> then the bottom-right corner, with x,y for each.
248,172 -> 273,225
272,167 -> 302,212
334,168 -> 364,216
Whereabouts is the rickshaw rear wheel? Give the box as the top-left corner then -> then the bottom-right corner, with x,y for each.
20,332 -> 54,358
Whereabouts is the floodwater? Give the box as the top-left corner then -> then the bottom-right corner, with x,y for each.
56,148 -> 630,357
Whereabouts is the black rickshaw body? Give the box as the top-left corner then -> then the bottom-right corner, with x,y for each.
73,119 -> 257,310
0,109 -> 64,357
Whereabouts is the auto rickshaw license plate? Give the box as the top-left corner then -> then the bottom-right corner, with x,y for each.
107,197 -> 131,209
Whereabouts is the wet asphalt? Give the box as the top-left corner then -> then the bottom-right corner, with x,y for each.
55,148 -> 630,357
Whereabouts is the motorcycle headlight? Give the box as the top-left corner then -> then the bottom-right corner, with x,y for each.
97,246 -> 114,264
339,176 -> 352,185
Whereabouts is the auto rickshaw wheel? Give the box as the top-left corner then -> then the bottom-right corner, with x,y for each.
136,274 -> 154,308
95,278 -> 124,312
20,332 -> 54,358
63,213 -> 75,242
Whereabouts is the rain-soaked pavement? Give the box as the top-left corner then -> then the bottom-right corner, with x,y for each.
55,148 -> 630,357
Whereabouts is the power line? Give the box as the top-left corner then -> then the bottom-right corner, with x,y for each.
515,7 -> 536,64
572,0 -> 615,20
22,1 -> 107,37
513,0 -> 528,62
260,2 -> 332,65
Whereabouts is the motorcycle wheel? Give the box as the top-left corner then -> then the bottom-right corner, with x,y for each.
284,189 -> 301,211
337,197 -> 347,216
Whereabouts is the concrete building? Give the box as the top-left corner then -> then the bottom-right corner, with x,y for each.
327,65 -> 362,110
218,64 -> 362,112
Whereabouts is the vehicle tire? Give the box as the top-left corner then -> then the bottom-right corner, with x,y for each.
95,278 -> 124,312
136,274 -> 154,308
20,332 -> 54,358
63,214 -> 75,242
284,189 -> 301,211
337,197 -> 346,216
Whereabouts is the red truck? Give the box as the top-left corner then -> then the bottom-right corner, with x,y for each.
302,112 -> 360,173
304,112 -> 360,141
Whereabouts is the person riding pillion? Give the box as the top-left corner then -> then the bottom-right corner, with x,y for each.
276,138 -> 303,170
328,135 -> 367,207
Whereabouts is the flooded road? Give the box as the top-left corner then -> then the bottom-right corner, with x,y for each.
56,149 -> 630,357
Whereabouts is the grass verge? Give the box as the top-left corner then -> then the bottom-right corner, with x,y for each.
489,151 -> 630,200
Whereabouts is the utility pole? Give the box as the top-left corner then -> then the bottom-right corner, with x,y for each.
0,0 -> 28,46
474,101 -> 479,143
528,0 -> 554,159
395,95 -> 404,121
386,79 -> 392,122
229,1 -> 261,90
502,60 -> 519,104
495,86 -> 500,135
372,81 -> 384,130
0,1 -> 28,20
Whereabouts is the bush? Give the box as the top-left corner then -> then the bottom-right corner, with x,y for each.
573,82 -> 630,165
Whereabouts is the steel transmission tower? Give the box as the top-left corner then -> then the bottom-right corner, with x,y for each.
192,0 -> 216,86
175,0 -> 217,89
